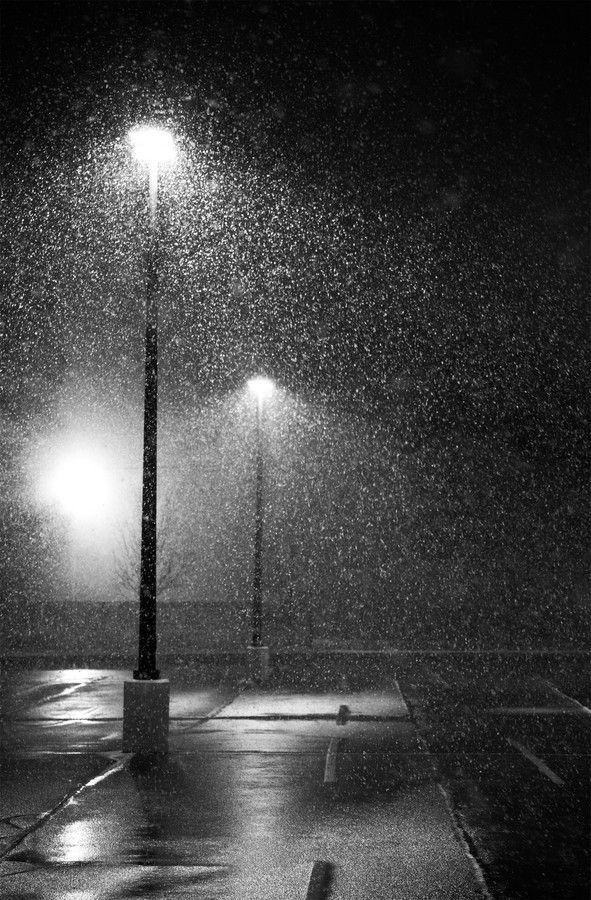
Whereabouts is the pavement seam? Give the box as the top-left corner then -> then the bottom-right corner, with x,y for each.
400,680 -> 496,900
171,692 -> 243,733
323,738 -> 340,784
436,781 -> 496,900
0,757 -> 128,861
211,714 -> 408,721
482,707 -> 586,715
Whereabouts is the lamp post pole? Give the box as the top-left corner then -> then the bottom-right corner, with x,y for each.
246,377 -> 274,682
135,159 -> 160,680
123,125 -> 176,753
252,396 -> 264,648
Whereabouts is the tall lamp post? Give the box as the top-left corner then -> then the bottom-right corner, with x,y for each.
122,125 -> 176,753
246,376 -> 275,682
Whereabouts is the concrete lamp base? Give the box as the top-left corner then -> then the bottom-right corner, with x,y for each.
246,645 -> 270,685
122,679 -> 170,754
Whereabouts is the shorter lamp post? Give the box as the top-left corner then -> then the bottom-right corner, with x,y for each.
246,376 -> 275,683
122,124 -> 176,754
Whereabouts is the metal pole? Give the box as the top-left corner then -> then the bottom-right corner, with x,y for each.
134,162 -> 159,680
252,398 -> 264,647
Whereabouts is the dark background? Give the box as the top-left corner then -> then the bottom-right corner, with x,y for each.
0,2 -> 588,652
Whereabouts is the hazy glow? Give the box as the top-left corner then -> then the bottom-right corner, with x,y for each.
128,125 -> 177,165
38,446 -> 115,524
247,377 -> 275,403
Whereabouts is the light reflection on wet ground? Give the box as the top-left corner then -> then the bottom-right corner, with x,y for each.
1,668 -> 589,898
2,706 -> 486,900
4,748 -> 478,900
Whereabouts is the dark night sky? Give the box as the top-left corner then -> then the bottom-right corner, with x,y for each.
1,3 -> 587,158
0,1 -> 588,632
0,1 -> 589,460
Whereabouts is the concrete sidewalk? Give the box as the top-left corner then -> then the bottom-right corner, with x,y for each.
2,753 -> 484,900
215,687 -> 409,720
0,675 -> 488,899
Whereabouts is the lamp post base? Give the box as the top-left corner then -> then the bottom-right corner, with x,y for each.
122,679 -> 170,753
246,645 -> 270,685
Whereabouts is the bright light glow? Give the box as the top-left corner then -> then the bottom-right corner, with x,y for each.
128,125 -> 177,165
56,817 -> 115,863
38,446 -> 115,525
247,376 -> 275,403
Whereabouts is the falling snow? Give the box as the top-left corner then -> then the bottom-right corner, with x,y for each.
0,2 -> 588,658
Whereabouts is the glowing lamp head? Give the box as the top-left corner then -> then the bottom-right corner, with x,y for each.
128,125 -> 177,166
247,376 -> 275,404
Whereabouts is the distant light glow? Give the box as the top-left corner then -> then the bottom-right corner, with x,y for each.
38,446 -> 115,525
247,376 -> 275,403
128,125 -> 177,165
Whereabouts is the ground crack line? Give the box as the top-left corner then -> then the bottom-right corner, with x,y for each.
0,758 -> 127,861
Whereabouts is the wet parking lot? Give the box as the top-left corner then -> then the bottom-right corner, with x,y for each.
0,657 -> 589,899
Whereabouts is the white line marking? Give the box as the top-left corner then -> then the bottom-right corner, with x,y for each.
506,738 -> 564,786
324,738 -> 340,783
77,759 -> 127,791
421,665 -> 450,688
538,679 -> 591,716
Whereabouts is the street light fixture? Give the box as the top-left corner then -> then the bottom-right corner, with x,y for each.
247,376 -> 275,408
129,126 -> 177,166
128,126 -> 177,226
247,377 -> 275,682
122,123 -> 176,752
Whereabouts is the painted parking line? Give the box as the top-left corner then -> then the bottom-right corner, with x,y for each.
420,664 -> 450,688
305,860 -> 334,900
537,679 -> 591,716
324,738 -> 340,784
506,737 -> 564,786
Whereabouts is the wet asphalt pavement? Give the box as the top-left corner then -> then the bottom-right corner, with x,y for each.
0,658 -> 589,899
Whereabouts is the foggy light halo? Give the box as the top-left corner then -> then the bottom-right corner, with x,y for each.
128,125 -> 177,165
38,445 -> 115,524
